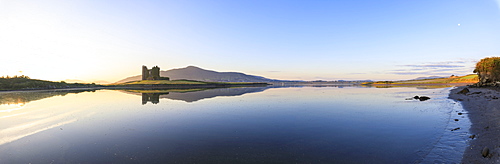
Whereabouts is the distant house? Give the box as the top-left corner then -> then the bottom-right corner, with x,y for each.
142,66 -> 169,80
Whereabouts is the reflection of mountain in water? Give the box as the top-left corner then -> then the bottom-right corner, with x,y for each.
162,87 -> 268,102
125,87 -> 270,104
0,89 -> 97,105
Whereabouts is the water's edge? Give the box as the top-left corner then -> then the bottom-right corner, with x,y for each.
419,87 -> 471,164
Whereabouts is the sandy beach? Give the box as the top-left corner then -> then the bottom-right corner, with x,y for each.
449,86 -> 500,163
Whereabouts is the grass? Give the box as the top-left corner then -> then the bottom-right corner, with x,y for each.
0,77 -> 267,91
365,74 -> 478,85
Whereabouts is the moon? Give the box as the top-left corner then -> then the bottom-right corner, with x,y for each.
458,24 -> 461,26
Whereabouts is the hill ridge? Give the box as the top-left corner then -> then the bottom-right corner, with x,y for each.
115,66 -> 281,84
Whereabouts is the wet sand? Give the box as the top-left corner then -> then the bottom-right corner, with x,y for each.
449,86 -> 500,163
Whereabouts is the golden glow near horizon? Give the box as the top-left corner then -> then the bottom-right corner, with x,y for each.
0,90 -> 136,145
0,104 -> 26,114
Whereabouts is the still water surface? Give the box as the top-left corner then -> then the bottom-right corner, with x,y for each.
0,86 -> 469,163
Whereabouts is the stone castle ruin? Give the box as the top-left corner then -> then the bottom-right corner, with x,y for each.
142,66 -> 169,80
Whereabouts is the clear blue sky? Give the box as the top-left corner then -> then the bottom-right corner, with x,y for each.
1,0 -> 500,83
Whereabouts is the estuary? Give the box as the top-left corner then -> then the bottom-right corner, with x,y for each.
0,86 -> 470,163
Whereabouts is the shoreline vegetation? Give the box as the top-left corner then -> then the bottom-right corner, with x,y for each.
0,76 -> 102,91
0,74 -> 479,92
362,74 -> 479,86
0,77 -> 269,92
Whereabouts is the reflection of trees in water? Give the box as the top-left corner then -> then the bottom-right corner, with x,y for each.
142,93 -> 166,105
0,90 -> 97,105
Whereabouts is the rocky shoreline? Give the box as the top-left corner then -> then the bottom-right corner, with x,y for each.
449,86 -> 500,163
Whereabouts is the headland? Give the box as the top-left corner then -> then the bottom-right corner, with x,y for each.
0,78 -> 269,92
364,74 -> 478,86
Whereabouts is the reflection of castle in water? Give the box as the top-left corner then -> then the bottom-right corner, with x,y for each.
128,87 -> 271,104
142,93 -> 166,105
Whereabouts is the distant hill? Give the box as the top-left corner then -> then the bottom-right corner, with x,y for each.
116,66 -> 284,84
412,76 -> 446,80
64,79 -> 111,84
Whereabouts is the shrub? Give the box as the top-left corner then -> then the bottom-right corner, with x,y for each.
159,77 -> 170,80
474,57 -> 500,85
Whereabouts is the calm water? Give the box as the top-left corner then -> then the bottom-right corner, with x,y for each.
0,86 -> 470,163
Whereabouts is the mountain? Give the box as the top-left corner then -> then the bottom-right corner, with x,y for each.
116,66 -> 284,83
64,79 -> 111,84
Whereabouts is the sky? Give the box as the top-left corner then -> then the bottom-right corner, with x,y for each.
1,0 -> 500,83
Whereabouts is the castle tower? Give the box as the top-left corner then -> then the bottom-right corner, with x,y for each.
142,65 -> 165,80
142,66 -> 149,80
151,66 -> 160,80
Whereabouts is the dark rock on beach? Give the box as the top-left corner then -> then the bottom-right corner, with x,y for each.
412,95 -> 430,101
418,96 -> 430,101
482,147 -> 490,158
458,88 -> 470,94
